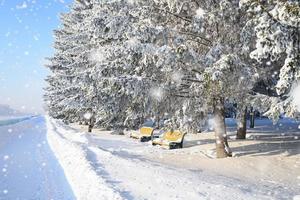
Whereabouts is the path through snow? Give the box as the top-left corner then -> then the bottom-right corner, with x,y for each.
49,117 -> 298,200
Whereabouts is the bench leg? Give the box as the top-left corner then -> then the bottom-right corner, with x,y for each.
140,137 -> 151,142
169,143 -> 183,149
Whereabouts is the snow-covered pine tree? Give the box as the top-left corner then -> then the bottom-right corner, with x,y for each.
144,0 -> 259,157
83,0 -> 152,129
119,0 -> 209,132
45,0 -> 94,122
85,0 -> 189,129
241,0 -> 300,120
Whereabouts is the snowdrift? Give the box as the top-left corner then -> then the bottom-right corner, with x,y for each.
46,116 -> 123,200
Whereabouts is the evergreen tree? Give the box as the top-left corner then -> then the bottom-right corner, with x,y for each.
241,0 -> 300,120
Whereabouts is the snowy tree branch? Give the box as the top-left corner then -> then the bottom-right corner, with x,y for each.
153,6 -> 192,23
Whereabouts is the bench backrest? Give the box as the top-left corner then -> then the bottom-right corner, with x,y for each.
139,127 -> 154,136
163,130 -> 185,142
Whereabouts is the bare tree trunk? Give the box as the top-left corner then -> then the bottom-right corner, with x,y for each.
213,98 -> 232,158
88,125 -> 92,132
236,107 -> 247,139
88,117 -> 95,133
249,106 -> 255,128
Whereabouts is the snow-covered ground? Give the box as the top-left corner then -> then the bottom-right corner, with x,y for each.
0,116 -> 75,200
1,116 -> 300,200
56,117 -> 300,199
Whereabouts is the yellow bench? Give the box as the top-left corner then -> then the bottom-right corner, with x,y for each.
152,130 -> 186,149
130,127 -> 154,142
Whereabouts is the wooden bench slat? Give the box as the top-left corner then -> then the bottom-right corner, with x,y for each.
130,127 -> 154,142
152,130 -> 186,149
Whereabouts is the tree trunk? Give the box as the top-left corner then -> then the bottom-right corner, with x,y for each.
213,99 -> 232,158
88,117 -> 94,133
249,107 -> 255,128
88,125 -> 92,132
236,107 -> 247,139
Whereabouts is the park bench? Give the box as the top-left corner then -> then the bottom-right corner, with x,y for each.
130,126 -> 154,142
152,130 -> 186,149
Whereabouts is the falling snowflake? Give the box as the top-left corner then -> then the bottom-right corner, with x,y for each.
89,48 -> 107,64
254,73 -> 259,78
150,87 -> 164,102
83,112 -> 92,120
16,1 -> 27,9
3,155 -> 9,160
196,7 -> 206,18
171,71 -> 183,83
293,195 -> 300,200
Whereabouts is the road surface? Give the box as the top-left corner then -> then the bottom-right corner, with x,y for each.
0,116 -> 75,200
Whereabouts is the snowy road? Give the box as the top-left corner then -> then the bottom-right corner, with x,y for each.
0,116 -> 75,200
